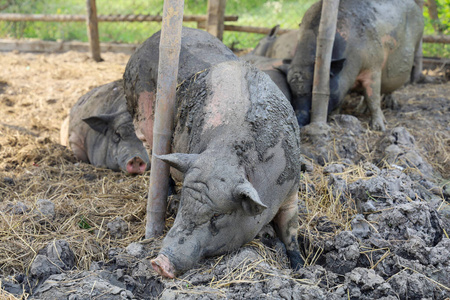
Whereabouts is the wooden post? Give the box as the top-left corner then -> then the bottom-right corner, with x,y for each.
310,0 -> 340,124
145,0 -> 185,239
86,0 -> 102,62
426,0 -> 443,34
206,0 -> 227,40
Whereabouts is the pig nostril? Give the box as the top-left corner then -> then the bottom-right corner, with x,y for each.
126,157 -> 147,174
139,162 -> 147,172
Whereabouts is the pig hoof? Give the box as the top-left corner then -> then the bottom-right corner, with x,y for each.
151,254 -> 176,278
370,119 -> 386,132
126,157 -> 147,174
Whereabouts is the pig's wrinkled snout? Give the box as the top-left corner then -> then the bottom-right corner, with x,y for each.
125,156 -> 147,174
151,254 -> 176,278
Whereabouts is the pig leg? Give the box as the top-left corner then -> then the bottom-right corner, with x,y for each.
411,39 -> 423,83
363,71 -> 385,131
273,190 -> 304,270
383,94 -> 399,110
354,96 -> 368,115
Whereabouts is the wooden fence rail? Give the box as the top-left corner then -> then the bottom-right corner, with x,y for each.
0,13 -> 238,23
423,34 -> 450,44
0,13 -> 449,46
1,13 -> 449,44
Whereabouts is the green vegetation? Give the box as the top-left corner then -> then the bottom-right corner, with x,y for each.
0,0 -> 449,57
422,0 -> 450,58
0,0 -> 315,48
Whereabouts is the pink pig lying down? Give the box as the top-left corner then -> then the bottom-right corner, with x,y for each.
61,80 -> 149,175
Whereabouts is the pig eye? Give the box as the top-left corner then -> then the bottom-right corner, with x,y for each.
112,131 -> 122,143
211,213 -> 224,222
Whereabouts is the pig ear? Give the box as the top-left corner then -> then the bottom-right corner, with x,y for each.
269,25 -> 280,37
234,181 -> 267,216
330,58 -> 346,78
154,153 -> 199,173
276,62 -> 291,75
82,114 -> 116,135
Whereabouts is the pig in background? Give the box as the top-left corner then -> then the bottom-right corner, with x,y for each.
60,80 -> 150,175
241,25 -> 298,108
250,25 -> 299,60
287,0 -> 424,131
240,54 -> 292,102
124,27 -> 304,278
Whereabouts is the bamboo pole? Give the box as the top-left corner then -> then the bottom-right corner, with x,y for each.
310,0 -> 340,124
412,1 -> 424,83
85,0 -> 102,62
146,0 -> 184,239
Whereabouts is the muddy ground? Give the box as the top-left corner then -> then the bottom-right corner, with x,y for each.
0,50 -> 449,300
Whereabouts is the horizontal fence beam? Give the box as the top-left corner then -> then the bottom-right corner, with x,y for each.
423,34 -> 450,44
0,38 -> 138,54
197,23 -> 292,35
0,13 -> 238,23
224,24 -> 292,35
203,23 -> 450,43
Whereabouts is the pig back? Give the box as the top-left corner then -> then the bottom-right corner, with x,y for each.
172,61 -> 301,196
266,30 -> 298,60
123,27 -> 239,120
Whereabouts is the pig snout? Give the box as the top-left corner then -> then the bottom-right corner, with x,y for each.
291,95 -> 312,127
151,254 -> 176,278
125,156 -> 147,174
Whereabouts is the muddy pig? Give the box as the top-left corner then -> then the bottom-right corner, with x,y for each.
287,0 -> 423,130
124,27 -> 303,278
251,25 -> 299,59
60,80 -> 149,174
241,54 -> 292,102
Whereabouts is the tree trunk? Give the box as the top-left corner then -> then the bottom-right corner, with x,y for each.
145,0 -> 185,239
310,0 -> 340,124
426,0 -> 443,34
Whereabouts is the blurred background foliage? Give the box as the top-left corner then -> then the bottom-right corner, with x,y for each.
0,0 -> 449,57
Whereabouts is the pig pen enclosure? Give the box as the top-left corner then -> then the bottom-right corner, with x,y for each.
1,1 -> 450,300
0,51 -> 449,300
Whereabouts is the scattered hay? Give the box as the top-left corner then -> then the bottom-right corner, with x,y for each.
0,127 -> 150,274
298,162 -> 368,264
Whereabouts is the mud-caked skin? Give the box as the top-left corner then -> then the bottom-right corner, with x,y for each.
123,27 -> 238,148
124,28 -> 303,278
287,0 -> 424,131
61,80 -> 150,174
241,54 -> 292,102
